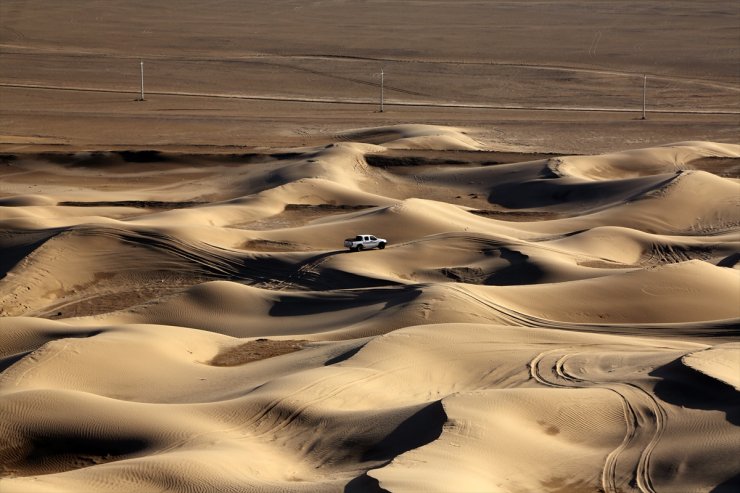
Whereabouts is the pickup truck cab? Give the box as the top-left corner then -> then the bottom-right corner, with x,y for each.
344,234 -> 386,252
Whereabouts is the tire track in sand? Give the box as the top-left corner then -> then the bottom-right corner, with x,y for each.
529,347 -> 668,493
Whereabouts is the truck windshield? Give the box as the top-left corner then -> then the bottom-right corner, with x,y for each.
355,236 -> 363,241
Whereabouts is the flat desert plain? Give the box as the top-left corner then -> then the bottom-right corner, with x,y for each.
1,1 -> 739,492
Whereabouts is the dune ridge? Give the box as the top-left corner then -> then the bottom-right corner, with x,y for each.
1,125 -> 739,492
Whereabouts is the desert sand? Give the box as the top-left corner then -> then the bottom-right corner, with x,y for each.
1,126 -> 738,492
1,2 -> 739,493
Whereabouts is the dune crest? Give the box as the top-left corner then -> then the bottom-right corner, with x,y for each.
338,124 -> 485,150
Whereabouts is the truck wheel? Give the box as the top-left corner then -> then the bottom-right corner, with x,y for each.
378,242 -> 386,249
356,244 -> 363,252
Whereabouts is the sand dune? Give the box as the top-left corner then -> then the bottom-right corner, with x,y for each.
1,126 -> 739,492
682,344 -> 740,391
338,125 -> 485,151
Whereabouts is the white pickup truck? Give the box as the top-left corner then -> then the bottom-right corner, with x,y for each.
344,234 -> 387,252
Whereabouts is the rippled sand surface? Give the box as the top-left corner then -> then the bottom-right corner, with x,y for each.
1,125 -> 738,492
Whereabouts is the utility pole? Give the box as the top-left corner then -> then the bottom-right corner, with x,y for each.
138,59 -> 145,101
379,68 -> 384,113
641,74 -> 646,120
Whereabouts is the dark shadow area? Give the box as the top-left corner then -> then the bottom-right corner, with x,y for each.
469,209 -> 563,222
270,152 -> 305,161
282,249 -> 351,288
362,400 -> 447,462
365,150 -> 560,168
270,285 -> 421,317
0,351 -> 32,372
650,357 -> 740,425
254,249 -> 405,291
240,255 -> 295,281
116,150 -> 167,163
312,267 -> 405,291
222,152 -> 270,164
711,472 -> 740,493
484,247 -> 545,286
365,154 -> 467,168
0,239 -> 48,280
245,251 -> 402,291
19,151 -> 311,172
223,152 -> 305,163
324,343 -> 367,366
32,151 -> 172,169
5,434 -> 150,476
41,329 -> 104,340
284,204 -> 378,211
0,229 -> 60,281
36,152 -> 105,165
486,173 -> 676,210
717,252 -> 740,268
342,401 -> 447,491
382,286 -> 423,309
344,473 -> 390,493
58,200 -> 206,209
27,435 -> 149,463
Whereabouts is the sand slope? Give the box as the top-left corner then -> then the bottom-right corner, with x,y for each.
1,126 -> 739,492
